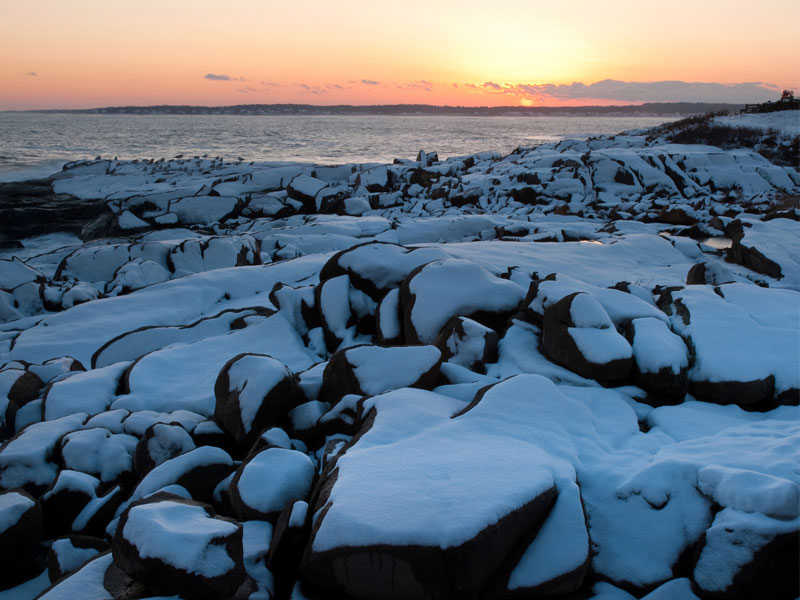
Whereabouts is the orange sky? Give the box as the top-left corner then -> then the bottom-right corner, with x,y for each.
2,0 -> 798,109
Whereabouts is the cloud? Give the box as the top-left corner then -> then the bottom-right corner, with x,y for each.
295,83 -> 328,95
25,71 -> 37,76
204,73 -> 248,82
462,79 -> 782,103
396,80 -> 433,92
237,87 -> 258,94
361,79 -> 380,85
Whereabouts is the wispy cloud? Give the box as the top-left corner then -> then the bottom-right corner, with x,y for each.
396,80 -> 433,92
361,79 -> 380,86
204,73 -> 248,82
462,79 -> 782,103
295,83 -> 328,95
25,71 -> 37,76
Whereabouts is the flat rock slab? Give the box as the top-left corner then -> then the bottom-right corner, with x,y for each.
302,382 -> 567,600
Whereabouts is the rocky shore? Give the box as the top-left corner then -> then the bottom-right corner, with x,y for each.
1,115 -> 798,599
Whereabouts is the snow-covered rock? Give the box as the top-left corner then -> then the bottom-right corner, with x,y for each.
400,258 -> 525,344
229,448 -> 315,521
113,493 -> 245,598
542,292 -> 633,383
47,534 -> 108,583
434,316 -> 499,373
133,421 -> 196,476
0,489 -> 42,587
319,344 -> 442,405
214,353 -> 300,449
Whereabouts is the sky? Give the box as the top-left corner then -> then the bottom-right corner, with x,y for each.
2,0 -> 798,110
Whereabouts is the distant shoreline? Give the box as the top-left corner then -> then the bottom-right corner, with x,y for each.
2,101 -> 743,117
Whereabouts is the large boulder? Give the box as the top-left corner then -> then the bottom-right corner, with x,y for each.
214,353 -> 300,449
692,507 -> 799,599
725,217 -> 799,282
319,344 -> 442,405
0,413 -> 88,495
0,489 -> 43,588
133,421 -> 196,476
625,317 -> 689,403
112,493 -> 245,599
229,447 -> 315,521
665,284 -> 799,407
57,427 -> 138,487
320,242 -> 448,301
542,292 -> 633,383
434,316 -> 498,373
400,258 -> 525,345
301,383 -> 564,600
0,367 -> 44,439
268,500 -> 311,598
128,446 -> 234,505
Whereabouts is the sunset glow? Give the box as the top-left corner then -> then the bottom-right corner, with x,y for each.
2,0 -> 798,110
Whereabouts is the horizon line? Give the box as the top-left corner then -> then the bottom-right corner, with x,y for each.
2,100 -> 749,113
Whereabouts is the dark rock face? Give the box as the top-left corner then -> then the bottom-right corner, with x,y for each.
302,486 -> 557,600
0,489 -> 43,588
112,493 -> 245,600
725,220 -> 783,279
434,316 -> 498,373
0,179 -> 107,242
214,353 -> 300,450
7,370 -> 44,406
301,379 -> 571,600
690,377 -> 776,408
1,368 -> 44,439
41,470 -> 98,539
624,317 -> 689,404
686,262 -> 735,286
693,524 -> 799,600
130,446 -> 235,506
268,501 -> 311,598
318,349 -> 364,405
542,292 -> 633,383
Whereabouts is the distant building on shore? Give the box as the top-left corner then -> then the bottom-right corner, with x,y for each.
742,90 -> 799,114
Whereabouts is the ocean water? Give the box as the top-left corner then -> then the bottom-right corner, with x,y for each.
0,113 -> 676,181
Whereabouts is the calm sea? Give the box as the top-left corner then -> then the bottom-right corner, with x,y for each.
0,113 -> 676,181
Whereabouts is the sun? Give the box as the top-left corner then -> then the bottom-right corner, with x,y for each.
520,98 -> 534,107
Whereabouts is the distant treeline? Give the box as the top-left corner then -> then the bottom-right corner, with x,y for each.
20,102 -> 744,117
